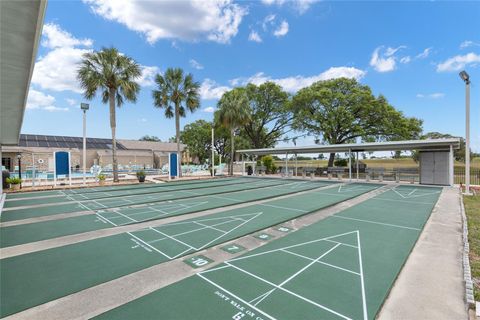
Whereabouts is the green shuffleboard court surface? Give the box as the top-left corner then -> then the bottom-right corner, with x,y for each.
0,178 -> 289,222
4,177 -> 243,200
0,180 -> 333,248
0,183 -> 379,317
95,185 -> 441,320
3,177 -> 259,208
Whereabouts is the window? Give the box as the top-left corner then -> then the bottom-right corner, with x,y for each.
2,157 -> 12,171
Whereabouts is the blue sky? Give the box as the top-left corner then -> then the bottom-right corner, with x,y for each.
23,0 -> 480,151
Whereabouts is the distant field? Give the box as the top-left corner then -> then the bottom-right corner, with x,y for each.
275,157 -> 480,169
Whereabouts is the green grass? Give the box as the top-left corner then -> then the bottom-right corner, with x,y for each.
275,157 -> 480,169
464,195 -> 480,301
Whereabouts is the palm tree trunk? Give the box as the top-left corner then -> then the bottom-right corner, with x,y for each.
175,102 -> 182,178
230,128 -> 235,176
109,88 -> 119,182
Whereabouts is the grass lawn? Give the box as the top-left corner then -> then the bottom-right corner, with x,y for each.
464,195 -> 480,301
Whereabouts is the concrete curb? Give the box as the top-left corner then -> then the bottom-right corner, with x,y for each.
460,191 -> 476,310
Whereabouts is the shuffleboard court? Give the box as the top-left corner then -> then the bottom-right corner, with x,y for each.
0,178 -> 289,222
0,180 -> 334,248
3,177 -> 259,208
0,183 -> 379,317
4,177 -> 242,200
95,185 -> 441,320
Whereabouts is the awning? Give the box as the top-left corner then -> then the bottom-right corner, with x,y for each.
0,0 -> 47,145
237,138 -> 461,155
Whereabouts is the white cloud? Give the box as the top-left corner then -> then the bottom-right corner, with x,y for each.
415,47 -> 432,59
84,0 -> 247,44
139,118 -> 147,122
460,40 -> 480,49
248,30 -> 262,43
138,65 -> 160,87
262,14 -> 276,31
369,46 -> 405,72
33,23 -> 157,92
26,89 -> 68,112
65,98 -> 77,106
400,56 -> 411,64
203,106 -> 215,113
230,66 -> 366,93
416,93 -> 445,99
41,23 -> 93,49
261,0 -> 318,14
189,59 -> 204,70
273,20 -> 289,37
200,79 -> 231,100
436,52 -> 480,72
32,23 -> 93,93
32,46 -> 91,93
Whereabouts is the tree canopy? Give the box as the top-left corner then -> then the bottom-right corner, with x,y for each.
77,47 -> 141,182
139,135 -> 161,142
290,77 -> 423,166
152,68 -> 200,175
242,82 -> 292,149
216,88 -> 251,175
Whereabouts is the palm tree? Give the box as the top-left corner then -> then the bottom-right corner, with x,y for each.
77,47 -> 141,182
216,88 -> 251,175
152,68 -> 200,177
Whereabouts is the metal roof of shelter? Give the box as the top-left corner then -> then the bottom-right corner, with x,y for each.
237,138 -> 461,155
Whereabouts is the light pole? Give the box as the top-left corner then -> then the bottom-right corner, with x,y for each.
16,153 -> 22,189
81,103 -> 90,186
459,71 -> 471,195
211,128 -> 215,177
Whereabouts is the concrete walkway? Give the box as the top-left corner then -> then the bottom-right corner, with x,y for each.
378,187 -> 468,320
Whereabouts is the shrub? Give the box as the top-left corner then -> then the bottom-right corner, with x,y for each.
6,177 -> 21,185
136,170 -> 146,177
334,158 -> 348,167
261,155 -> 277,174
97,174 -> 106,181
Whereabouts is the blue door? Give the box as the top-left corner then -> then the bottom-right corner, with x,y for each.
55,152 -> 69,176
169,153 -> 178,178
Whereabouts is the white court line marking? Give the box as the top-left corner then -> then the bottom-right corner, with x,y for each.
280,249 -> 360,275
130,215 -> 254,258
193,221 -> 227,234
223,261 -> 352,320
249,243 -> 341,308
227,230 -> 359,263
357,231 -> 368,320
370,198 -> 433,205
197,273 -> 278,320
259,203 -> 308,213
332,215 -> 421,231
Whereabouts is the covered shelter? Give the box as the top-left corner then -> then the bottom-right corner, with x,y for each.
237,138 -> 461,186
0,0 -> 47,194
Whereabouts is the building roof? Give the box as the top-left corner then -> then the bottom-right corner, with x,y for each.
0,0 -> 47,145
19,134 -> 128,150
118,139 -> 185,152
237,138 -> 461,155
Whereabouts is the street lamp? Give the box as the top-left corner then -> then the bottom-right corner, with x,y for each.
16,153 -> 22,189
81,103 -> 90,186
459,70 -> 471,195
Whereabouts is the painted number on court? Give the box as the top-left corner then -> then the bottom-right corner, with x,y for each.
184,255 -> 213,268
276,226 -> 291,233
254,233 -> 275,241
221,243 -> 246,254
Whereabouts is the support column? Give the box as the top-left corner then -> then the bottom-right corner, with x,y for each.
356,151 -> 359,180
449,144 -> 454,186
348,149 -> 352,181
285,153 -> 288,177
295,153 -> 298,177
